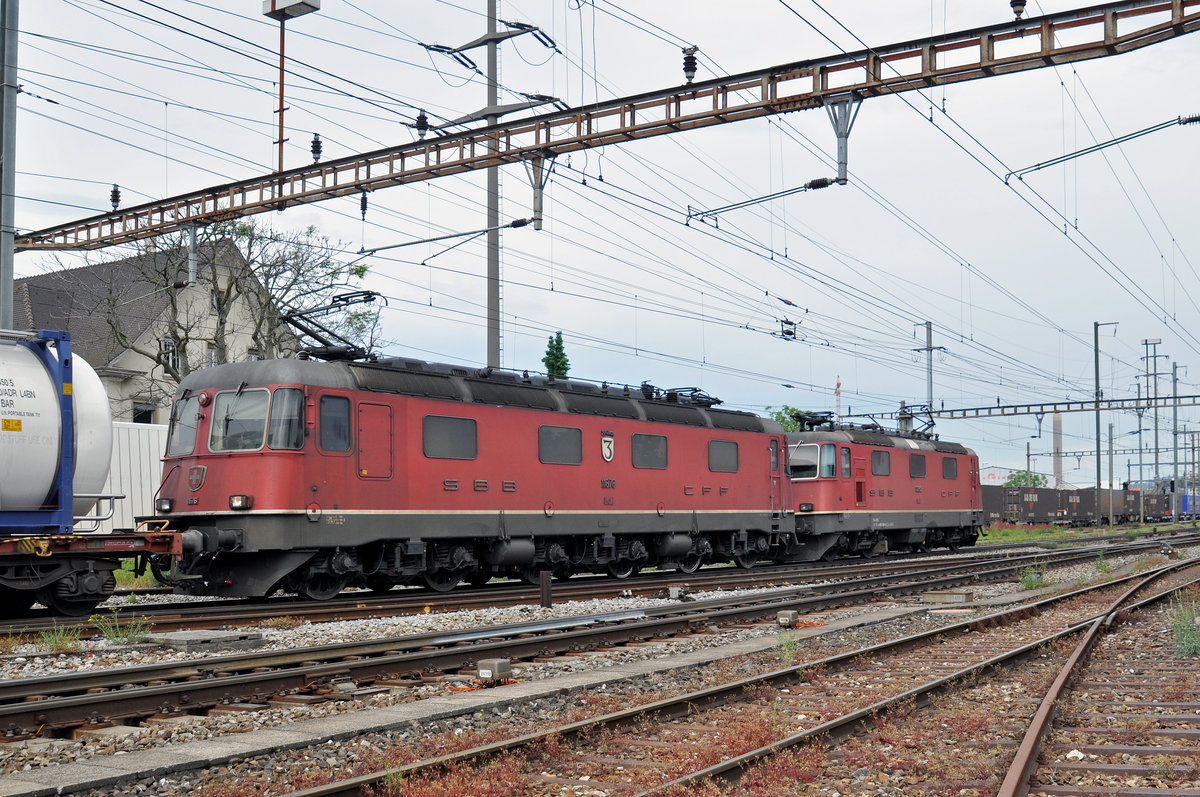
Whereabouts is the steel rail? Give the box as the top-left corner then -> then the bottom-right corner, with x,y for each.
647,561 -> 1200,794
0,540 -> 1125,636
995,560 -> 1200,796
279,560 -> 1200,797
0,549 -> 1125,737
0,541 -> 1147,699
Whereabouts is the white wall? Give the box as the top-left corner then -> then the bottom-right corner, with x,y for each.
86,422 -> 167,533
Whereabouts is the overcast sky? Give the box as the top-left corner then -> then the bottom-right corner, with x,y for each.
11,0 -> 1200,483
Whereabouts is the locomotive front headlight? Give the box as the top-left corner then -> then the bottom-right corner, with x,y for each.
155,498 -> 174,513
229,494 -> 254,510
798,502 -> 814,512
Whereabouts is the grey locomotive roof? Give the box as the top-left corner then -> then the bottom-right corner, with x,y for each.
786,429 -> 974,456
178,357 -> 785,434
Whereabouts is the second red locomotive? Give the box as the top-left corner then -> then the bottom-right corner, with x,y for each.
153,357 -> 982,598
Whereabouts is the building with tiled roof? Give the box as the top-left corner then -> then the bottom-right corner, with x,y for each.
14,239 -> 293,423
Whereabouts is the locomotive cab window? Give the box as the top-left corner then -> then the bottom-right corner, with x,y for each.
423,415 -> 478,460
871,450 -> 891,476
267,388 -> 305,450
165,394 -> 201,456
789,444 -> 818,478
318,395 -> 352,453
539,425 -> 582,465
709,440 -> 738,473
909,452 -> 927,478
840,447 -> 852,479
942,456 -> 958,479
819,444 -> 837,478
209,388 -> 270,452
632,433 -> 668,469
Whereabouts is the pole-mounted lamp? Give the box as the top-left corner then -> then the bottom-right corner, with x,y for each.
263,1 -> 321,173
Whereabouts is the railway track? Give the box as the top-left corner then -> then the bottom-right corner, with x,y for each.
0,544 -> 1155,740
272,558 -> 1200,796
5,536 -> 1189,638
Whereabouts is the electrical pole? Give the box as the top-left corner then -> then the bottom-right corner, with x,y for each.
1094,322 -> 1117,524
1141,337 -> 1163,482
913,321 -> 945,411
1172,362 -> 1183,522
0,0 -> 17,329
1107,422 -> 1114,531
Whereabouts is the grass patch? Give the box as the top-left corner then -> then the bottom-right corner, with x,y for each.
1019,567 -> 1047,590
89,607 -> 154,645
111,559 -> 159,591
1094,551 -> 1113,573
978,522 -> 1060,544
1169,592 -> 1200,656
38,623 -> 83,653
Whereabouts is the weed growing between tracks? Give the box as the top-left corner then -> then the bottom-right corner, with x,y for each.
89,607 -> 154,644
37,623 -> 82,653
1168,586 -> 1200,655
0,633 -> 27,654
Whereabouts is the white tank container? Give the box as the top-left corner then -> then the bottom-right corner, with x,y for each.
0,340 -> 113,518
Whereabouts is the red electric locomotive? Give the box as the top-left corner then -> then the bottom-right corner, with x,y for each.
156,357 -> 790,598
784,414 -> 982,558
154,358 -> 984,599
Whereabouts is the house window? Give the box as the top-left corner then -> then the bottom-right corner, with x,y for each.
132,402 -> 155,425
246,349 -> 263,362
206,344 -> 219,368
161,338 -> 180,372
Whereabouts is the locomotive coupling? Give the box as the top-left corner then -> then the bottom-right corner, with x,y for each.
179,528 -> 243,554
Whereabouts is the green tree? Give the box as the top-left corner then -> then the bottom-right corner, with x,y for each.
766,405 -> 819,432
1004,471 -> 1048,488
542,331 -> 570,378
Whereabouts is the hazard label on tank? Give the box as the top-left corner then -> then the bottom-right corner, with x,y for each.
1,419 -> 20,432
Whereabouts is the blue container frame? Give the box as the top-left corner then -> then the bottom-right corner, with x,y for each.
1,330 -> 76,535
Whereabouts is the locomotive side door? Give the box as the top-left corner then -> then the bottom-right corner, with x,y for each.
769,438 -> 782,516
357,403 -> 394,479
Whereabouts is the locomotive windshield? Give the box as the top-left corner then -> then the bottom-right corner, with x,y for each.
789,443 -> 818,478
165,394 -> 201,456
209,388 -> 270,452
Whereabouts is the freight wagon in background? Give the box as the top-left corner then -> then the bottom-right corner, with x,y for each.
981,484 -> 1181,526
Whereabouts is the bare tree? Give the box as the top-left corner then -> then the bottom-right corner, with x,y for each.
31,219 -> 374,415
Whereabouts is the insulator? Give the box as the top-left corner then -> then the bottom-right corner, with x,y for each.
682,46 -> 698,84
415,109 -> 429,139
805,177 -> 835,190
360,192 -> 368,220
109,184 -> 120,211
311,133 -> 322,162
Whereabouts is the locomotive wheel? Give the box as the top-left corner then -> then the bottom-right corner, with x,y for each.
733,552 -> 758,569
423,570 -> 462,592
605,560 -> 638,579
303,574 -> 348,601
36,590 -> 103,617
675,552 -> 703,574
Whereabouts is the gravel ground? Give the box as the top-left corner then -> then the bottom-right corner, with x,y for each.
0,545 -> 1190,790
